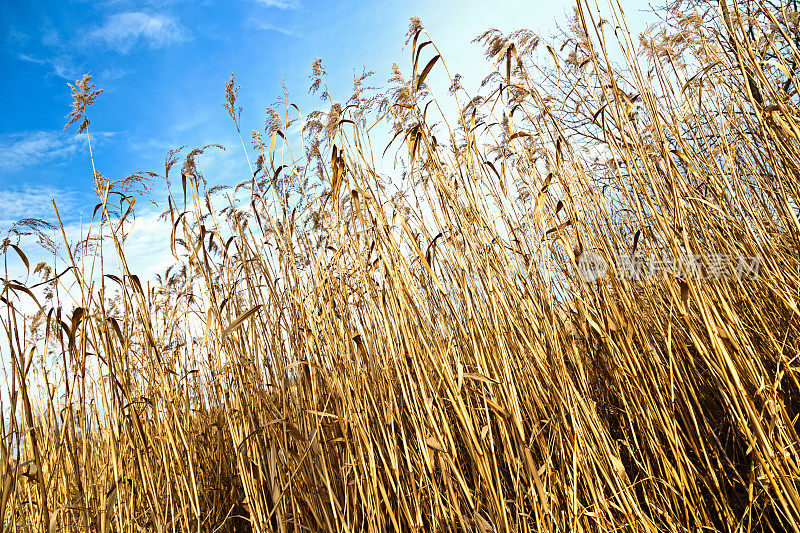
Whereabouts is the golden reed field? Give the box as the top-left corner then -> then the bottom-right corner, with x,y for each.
3,0 -> 800,530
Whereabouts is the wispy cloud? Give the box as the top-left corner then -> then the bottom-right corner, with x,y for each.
0,185 -> 77,228
88,12 -> 189,53
100,66 -> 130,82
170,110 -> 210,133
251,22 -> 304,39
7,20 -> 80,79
0,130 -> 114,171
40,23 -> 61,48
5,27 -> 30,47
16,53 -> 77,80
253,0 -> 301,9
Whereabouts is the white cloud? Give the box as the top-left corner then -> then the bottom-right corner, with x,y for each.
8,21 -> 80,79
254,23 -> 296,36
5,27 -> 30,47
253,0 -> 301,8
101,66 -> 130,81
16,53 -> 77,80
251,21 -> 309,40
115,207 -> 176,279
170,110 -> 210,133
0,130 -> 114,171
40,25 -> 61,48
0,185 -> 78,229
88,12 -> 189,53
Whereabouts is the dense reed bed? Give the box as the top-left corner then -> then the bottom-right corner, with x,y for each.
4,0 -> 800,530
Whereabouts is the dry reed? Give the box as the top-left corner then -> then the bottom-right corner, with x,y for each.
3,0 -> 800,530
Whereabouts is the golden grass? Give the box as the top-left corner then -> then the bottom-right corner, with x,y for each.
3,0 -> 800,530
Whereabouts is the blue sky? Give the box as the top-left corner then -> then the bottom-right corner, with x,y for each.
0,0 -> 655,236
